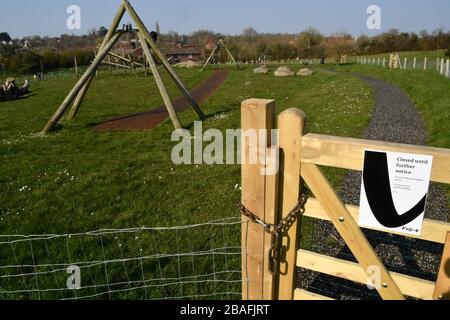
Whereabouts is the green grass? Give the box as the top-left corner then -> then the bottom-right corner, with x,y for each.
0,66 -> 374,232
2,56 -> 449,300
0,65 -> 375,299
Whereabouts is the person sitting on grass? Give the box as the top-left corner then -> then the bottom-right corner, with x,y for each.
0,78 -> 31,101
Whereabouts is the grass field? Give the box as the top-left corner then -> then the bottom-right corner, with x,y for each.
0,66 -> 375,233
2,58 -> 449,299
0,64 -> 376,299
1,55 -> 450,299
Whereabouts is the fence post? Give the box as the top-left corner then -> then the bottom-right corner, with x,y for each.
424,57 -> 427,71
433,233 -> 450,300
241,99 -> 278,300
277,109 -> 306,300
441,58 -> 445,75
74,57 -> 78,77
445,59 -> 450,78
413,57 -> 417,69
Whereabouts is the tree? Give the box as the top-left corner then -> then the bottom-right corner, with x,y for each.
166,31 -> 180,43
324,36 -> 354,64
409,32 -> 419,51
0,32 -> 12,42
297,27 -> 324,58
242,27 -> 258,38
355,34 -> 371,54
98,27 -> 108,37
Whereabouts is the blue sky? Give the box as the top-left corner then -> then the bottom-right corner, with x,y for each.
1,0 -> 449,38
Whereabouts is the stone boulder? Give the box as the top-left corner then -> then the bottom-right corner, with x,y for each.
274,66 -> 295,77
297,68 -> 314,76
253,65 -> 270,74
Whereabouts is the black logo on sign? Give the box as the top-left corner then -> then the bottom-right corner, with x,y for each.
363,151 -> 426,228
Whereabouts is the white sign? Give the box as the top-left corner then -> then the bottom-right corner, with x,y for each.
359,151 -> 433,236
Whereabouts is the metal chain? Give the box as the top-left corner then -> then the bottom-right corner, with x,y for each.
238,186 -> 310,275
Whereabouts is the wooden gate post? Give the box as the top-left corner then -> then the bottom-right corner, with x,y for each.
277,109 -> 306,300
241,99 -> 278,300
434,233 -> 450,300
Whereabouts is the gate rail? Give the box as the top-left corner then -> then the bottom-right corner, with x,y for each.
240,99 -> 450,301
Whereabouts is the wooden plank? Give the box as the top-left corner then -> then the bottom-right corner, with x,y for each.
445,59 -> 450,78
302,163 -> 405,300
277,108 -> 306,300
138,32 -> 182,130
74,57 -> 78,77
294,289 -> 334,301
305,198 -> 450,244
100,60 -> 134,70
241,99 -> 276,300
433,233 -> 450,300
202,44 -> 218,71
41,32 -> 123,134
67,3 -> 126,121
220,39 -> 241,70
104,50 -> 143,67
301,134 -> 450,184
123,0 -> 206,120
297,250 -> 435,300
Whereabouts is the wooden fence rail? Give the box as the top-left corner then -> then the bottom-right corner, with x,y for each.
241,98 -> 450,301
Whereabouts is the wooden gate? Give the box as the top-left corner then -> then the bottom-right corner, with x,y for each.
240,99 -> 450,301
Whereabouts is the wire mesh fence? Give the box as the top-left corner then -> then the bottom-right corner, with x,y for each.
0,218 -> 243,300
0,65 -> 149,85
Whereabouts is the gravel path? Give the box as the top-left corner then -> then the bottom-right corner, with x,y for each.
298,74 -> 449,300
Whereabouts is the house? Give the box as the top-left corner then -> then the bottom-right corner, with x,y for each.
165,43 -> 200,63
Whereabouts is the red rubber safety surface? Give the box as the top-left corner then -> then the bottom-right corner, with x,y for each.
92,69 -> 230,132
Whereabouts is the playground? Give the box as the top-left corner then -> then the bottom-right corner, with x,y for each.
0,0 -> 449,302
